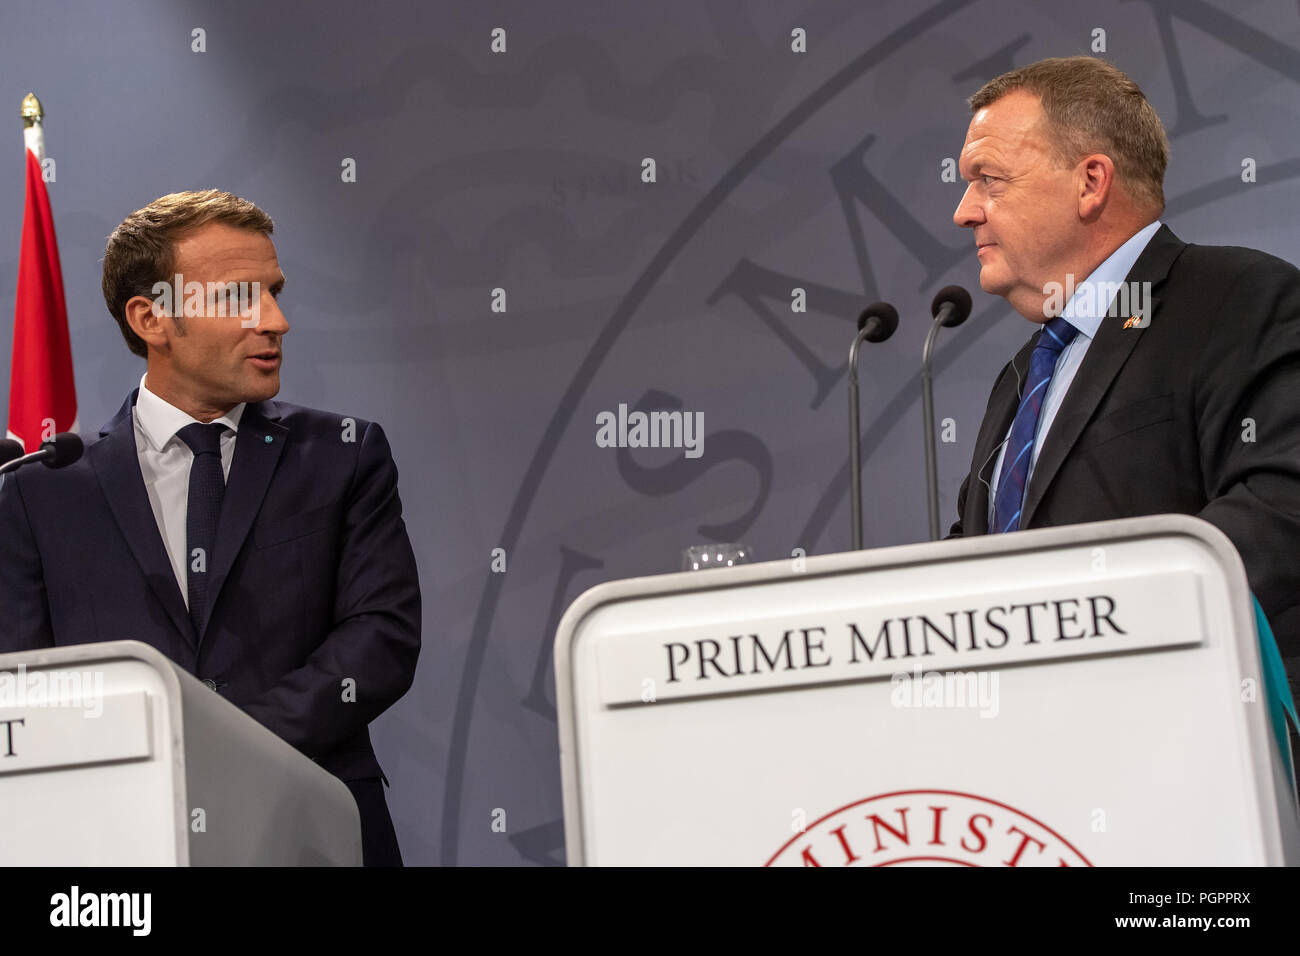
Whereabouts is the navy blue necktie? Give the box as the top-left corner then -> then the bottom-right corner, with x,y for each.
177,422 -> 227,631
990,316 -> 1079,533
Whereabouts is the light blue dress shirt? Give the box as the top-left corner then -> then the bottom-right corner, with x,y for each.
986,219 -> 1163,529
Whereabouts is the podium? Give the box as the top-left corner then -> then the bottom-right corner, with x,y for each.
555,514 -> 1300,865
0,640 -> 361,865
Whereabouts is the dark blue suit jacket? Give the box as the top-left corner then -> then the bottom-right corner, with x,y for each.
0,390 -> 421,786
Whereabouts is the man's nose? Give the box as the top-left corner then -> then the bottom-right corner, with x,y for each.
953,183 -> 983,228
257,294 -> 289,335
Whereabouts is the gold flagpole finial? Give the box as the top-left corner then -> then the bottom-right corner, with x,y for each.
21,93 -> 44,128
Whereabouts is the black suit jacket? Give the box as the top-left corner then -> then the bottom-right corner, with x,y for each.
0,390 -> 421,785
946,224 -> 1300,662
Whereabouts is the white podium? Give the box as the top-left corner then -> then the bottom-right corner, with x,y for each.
0,640 -> 361,865
555,514 -> 1300,866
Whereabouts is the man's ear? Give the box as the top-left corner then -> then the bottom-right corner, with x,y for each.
1077,153 -> 1116,221
124,293 -> 171,353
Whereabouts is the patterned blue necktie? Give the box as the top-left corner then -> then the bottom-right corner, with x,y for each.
990,316 -> 1079,533
177,422 -> 227,631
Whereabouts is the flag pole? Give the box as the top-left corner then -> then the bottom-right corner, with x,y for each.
20,93 -> 44,164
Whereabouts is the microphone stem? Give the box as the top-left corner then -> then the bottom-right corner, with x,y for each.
921,309 -> 949,541
0,449 -> 51,476
848,325 -> 872,551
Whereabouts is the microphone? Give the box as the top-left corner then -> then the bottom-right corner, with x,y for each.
931,284 -> 972,327
0,439 -> 23,467
858,303 -> 898,342
849,301 -> 899,550
0,433 -> 84,477
921,285 -> 973,541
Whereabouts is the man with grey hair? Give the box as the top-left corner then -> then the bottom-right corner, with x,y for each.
946,57 -> 1300,754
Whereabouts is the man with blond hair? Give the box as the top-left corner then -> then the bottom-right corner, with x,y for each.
0,190 -> 421,866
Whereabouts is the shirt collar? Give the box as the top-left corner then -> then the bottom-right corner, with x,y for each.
134,372 -> 246,453
1059,219 -> 1163,339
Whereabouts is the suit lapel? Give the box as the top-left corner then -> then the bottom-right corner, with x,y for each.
1018,224 -> 1187,529
199,400 -> 288,641
90,390 -> 197,649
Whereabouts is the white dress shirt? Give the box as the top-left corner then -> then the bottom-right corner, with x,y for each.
986,220 -> 1163,529
132,373 -> 245,606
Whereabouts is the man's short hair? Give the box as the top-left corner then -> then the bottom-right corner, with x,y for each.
101,189 -> 274,357
968,56 -> 1169,216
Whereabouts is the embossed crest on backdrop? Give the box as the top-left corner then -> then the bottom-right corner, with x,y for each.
440,1 -> 1300,864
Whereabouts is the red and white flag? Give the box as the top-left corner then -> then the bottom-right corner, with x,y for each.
8,101 -> 76,451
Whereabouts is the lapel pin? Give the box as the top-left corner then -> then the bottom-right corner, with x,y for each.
1123,312 -> 1151,329
265,435 -> 273,443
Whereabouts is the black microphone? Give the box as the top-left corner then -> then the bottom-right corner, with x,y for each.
0,432 -> 84,477
0,439 -> 23,467
849,302 -> 900,550
42,432 -> 84,469
858,303 -> 899,342
921,285 -> 973,541
931,284 -> 973,328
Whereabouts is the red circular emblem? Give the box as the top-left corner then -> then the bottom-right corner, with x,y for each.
766,789 -> 1093,867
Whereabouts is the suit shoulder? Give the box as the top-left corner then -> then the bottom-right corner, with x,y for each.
1169,243 -> 1300,353
1173,241 -> 1300,287
267,402 -> 380,440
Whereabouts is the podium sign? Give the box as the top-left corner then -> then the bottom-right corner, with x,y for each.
0,640 -> 361,865
555,515 -> 1300,865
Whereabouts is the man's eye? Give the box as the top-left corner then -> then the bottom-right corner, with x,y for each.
982,175 -> 996,186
